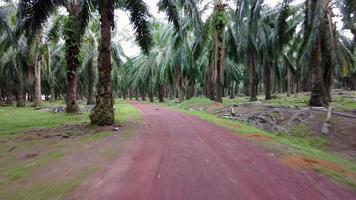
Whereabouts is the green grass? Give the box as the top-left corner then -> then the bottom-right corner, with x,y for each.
0,106 -> 88,135
175,94 -> 356,111
86,131 -> 112,141
0,100 -> 142,199
114,100 -> 142,139
1,151 -> 64,183
11,166 -> 97,200
330,96 -> 356,111
157,97 -> 356,189
115,99 -> 142,124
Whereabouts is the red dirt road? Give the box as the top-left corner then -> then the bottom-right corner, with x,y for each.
70,103 -> 355,200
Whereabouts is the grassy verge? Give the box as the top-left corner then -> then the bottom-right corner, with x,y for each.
115,99 -> 142,139
157,97 -> 356,190
0,106 -> 88,135
0,100 -> 141,199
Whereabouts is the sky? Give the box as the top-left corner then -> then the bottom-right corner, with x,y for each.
0,0 -> 351,57
115,0 -> 302,57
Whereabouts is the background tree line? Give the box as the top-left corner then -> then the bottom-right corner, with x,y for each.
0,0 -> 355,125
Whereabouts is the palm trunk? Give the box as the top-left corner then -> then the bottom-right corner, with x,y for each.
140,85 -> 146,101
149,91 -> 154,102
90,0 -> 115,125
186,81 -> 195,100
206,66 -> 214,100
309,35 -> 327,106
178,87 -> 185,103
123,90 -> 127,100
229,82 -> 235,99
65,7 -> 80,113
309,0 -> 328,106
169,85 -> 175,100
158,84 -> 164,102
287,65 -> 291,97
264,61 -> 272,100
212,4 -> 226,103
248,47 -> 258,101
135,90 -> 139,100
17,66 -> 25,107
129,89 -> 132,100
323,6 -> 336,102
33,56 -> 42,107
50,84 -> 55,102
87,60 -> 95,105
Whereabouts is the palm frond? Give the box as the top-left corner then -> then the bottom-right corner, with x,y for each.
158,0 -> 180,30
124,0 -> 152,54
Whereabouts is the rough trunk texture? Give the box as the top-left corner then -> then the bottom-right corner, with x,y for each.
206,66 -> 214,100
264,61 -> 272,100
33,56 -> 42,107
17,66 -> 25,107
90,0 -> 115,125
129,89 -> 132,100
248,47 -> 258,101
169,86 -> 175,100
323,6 -> 336,102
50,86 -> 55,102
287,65 -> 291,97
212,4 -> 226,103
158,84 -> 164,103
65,8 -> 80,113
141,90 -> 146,101
309,0 -> 328,106
87,60 -> 95,105
149,91 -> 154,102
229,82 -> 235,99
309,36 -> 327,106
135,90 -> 139,100
186,81 -> 195,100
178,87 -> 185,103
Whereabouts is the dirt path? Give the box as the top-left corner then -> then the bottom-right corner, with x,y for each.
70,102 -> 355,200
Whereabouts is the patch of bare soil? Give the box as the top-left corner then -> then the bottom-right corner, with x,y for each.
0,120 -> 137,199
205,101 -> 226,112
12,124 -> 121,142
332,122 -> 356,155
241,134 -> 274,141
40,104 -> 94,113
282,156 -> 353,176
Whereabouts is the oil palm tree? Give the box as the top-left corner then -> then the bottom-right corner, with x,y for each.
0,1 -> 29,107
298,0 -> 338,106
19,0 -> 92,112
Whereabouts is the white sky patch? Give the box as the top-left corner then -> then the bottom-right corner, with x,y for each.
114,0 -> 166,57
0,0 -> 352,56
117,0 -> 353,57
115,0 -> 302,57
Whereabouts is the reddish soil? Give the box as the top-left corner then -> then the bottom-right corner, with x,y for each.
282,156 -> 352,176
70,103 -> 355,200
241,134 -> 274,141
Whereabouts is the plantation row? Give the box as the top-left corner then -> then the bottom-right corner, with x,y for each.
0,0 -> 355,125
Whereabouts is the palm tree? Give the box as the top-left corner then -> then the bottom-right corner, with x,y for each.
80,20 -> 100,105
19,0 -> 92,112
89,0 -> 152,125
0,1 -> 29,107
298,0 -> 339,106
211,2 -> 227,102
232,0 -> 264,102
